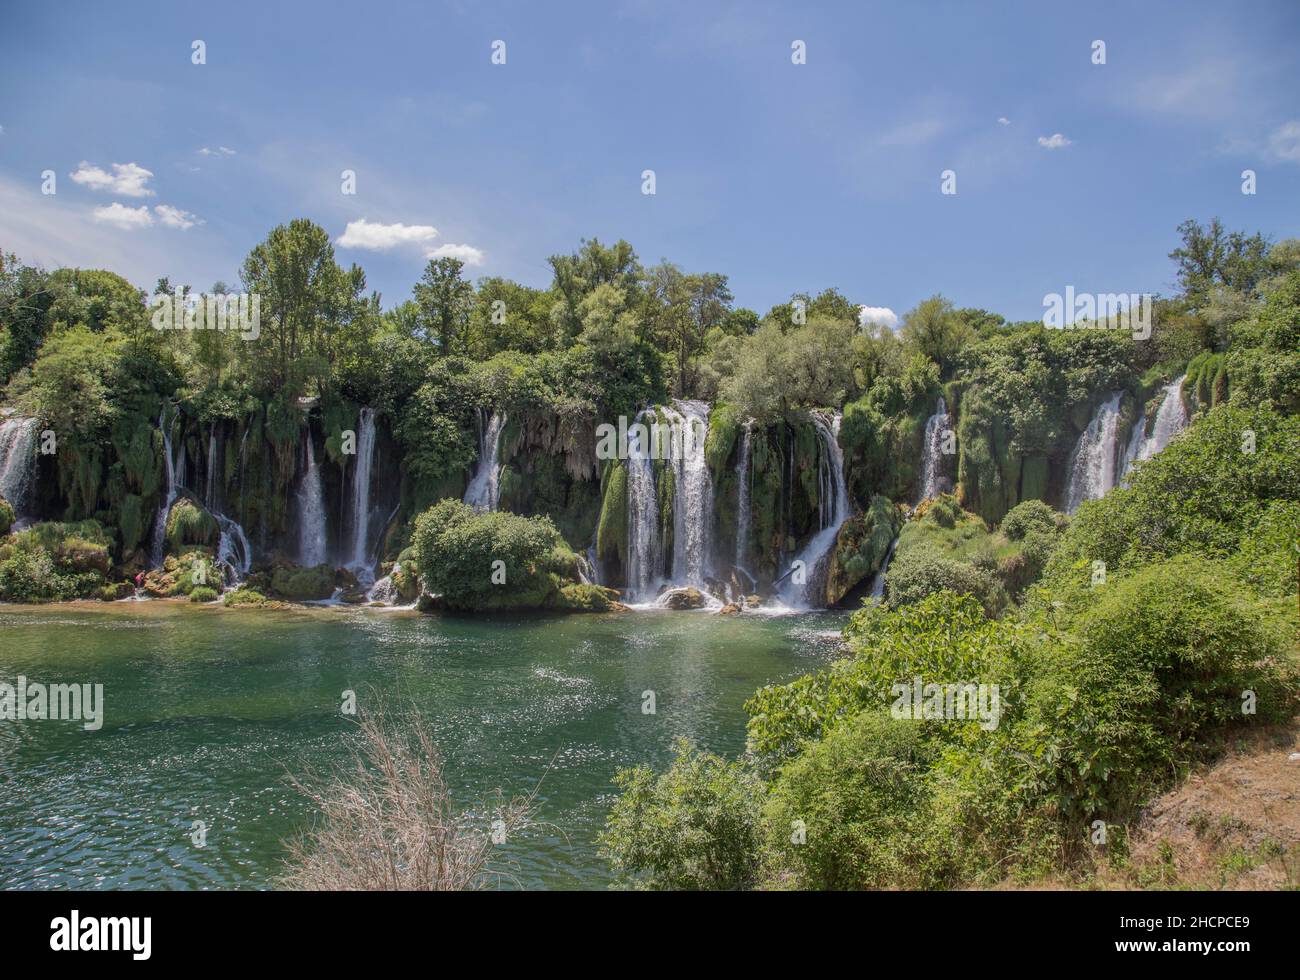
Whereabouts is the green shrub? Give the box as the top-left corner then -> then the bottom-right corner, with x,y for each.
223,587 -> 271,607
1035,555 -> 1299,821
412,498 -> 578,611
0,495 -> 13,535
599,738 -> 765,891
885,549 -> 1009,617
763,711 -> 940,889
0,520 -> 113,601
189,586 -> 220,603
746,592 -> 1032,763
1000,498 -> 1062,540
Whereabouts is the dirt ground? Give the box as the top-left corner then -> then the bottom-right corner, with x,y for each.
1009,718 -> 1300,890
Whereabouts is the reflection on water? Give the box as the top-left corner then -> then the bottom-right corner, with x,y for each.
0,603 -> 846,890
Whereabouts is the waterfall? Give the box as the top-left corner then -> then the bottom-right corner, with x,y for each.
298,431 -> 327,566
150,407 -> 184,568
625,409 -> 663,600
0,415 -> 39,521
366,575 -> 398,604
734,422 -> 752,575
664,399 -> 713,586
779,411 -> 851,608
204,429 -> 219,511
215,514 -> 252,585
1121,375 -> 1188,480
347,407 -> 377,583
916,397 -> 951,504
869,535 -> 900,602
1064,392 -> 1123,514
464,409 -> 506,511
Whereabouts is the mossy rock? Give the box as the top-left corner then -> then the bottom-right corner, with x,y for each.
165,498 -> 218,552
270,562 -> 336,601
98,580 -> 135,601
551,583 -> 626,612
826,494 -> 902,605
142,550 -> 220,597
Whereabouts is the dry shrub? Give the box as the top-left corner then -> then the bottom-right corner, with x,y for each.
279,704 -> 535,890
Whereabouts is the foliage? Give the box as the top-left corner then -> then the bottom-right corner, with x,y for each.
411,498 -> 578,610
763,711 -> 941,889
599,737 -> 765,891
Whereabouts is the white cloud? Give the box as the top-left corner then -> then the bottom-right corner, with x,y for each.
997,117 -> 1010,126
337,217 -> 439,250
70,161 -> 155,197
426,243 -> 485,267
154,204 -> 202,230
858,305 -> 898,330
1037,133 -> 1072,150
198,146 -> 236,157
1266,121 -> 1300,163
92,203 -> 154,229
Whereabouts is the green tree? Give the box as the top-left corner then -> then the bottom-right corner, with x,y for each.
413,256 -> 474,355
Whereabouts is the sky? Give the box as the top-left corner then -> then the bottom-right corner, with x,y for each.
2,0 -> 1299,324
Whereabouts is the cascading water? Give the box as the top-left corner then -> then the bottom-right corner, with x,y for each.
869,535 -> 900,602
734,422 -> 752,577
779,411 -> 851,608
204,429 -> 219,512
0,415 -> 39,521
298,431 -> 327,567
624,409 -> 663,600
1120,375 -> 1188,480
1064,392 -> 1123,514
150,407 -> 183,568
347,407 -> 377,583
464,409 -> 506,511
664,400 -> 713,587
916,396 -> 952,503
215,515 -> 252,585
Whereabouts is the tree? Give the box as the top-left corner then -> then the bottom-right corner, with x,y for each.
1170,218 -> 1270,307
900,294 -> 970,377
413,256 -> 474,356
0,252 -> 57,382
240,219 -> 337,389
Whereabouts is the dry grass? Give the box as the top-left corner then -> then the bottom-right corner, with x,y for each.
999,718 -> 1300,890
278,703 -> 537,890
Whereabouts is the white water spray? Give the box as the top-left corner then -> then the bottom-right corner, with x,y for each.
464,409 -> 507,511
1064,392 -> 1123,514
298,432 -> 327,566
779,411 -> 851,608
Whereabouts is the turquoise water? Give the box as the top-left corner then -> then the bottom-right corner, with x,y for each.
0,603 -> 846,890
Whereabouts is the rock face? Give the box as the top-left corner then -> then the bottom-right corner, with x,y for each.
662,586 -> 706,610
824,494 -> 902,607
718,603 -> 740,616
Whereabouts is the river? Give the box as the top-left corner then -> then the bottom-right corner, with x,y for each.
0,603 -> 846,889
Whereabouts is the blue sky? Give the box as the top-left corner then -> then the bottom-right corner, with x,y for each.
2,0 -> 1299,323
